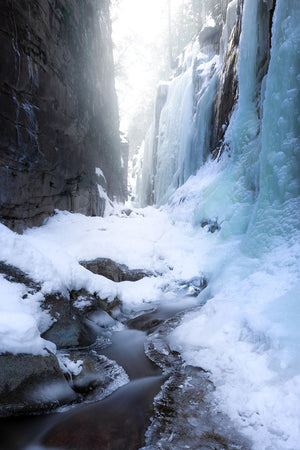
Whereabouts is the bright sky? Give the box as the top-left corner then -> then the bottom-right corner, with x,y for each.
111,0 -> 182,132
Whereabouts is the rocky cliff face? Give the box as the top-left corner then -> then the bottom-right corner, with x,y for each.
0,0 -> 124,231
213,0 -> 242,155
213,0 -> 276,157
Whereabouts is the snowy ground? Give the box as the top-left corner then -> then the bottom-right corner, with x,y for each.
0,205 -> 205,356
0,198 -> 299,449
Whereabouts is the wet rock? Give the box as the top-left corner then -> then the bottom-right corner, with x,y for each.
70,288 -> 121,322
72,354 -> 128,398
0,353 -> 76,417
41,293 -> 97,349
144,316 -> 252,449
59,350 -> 129,403
127,314 -> 164,334
42,318 -> 97,350
71,357 -> 103,394
88,309 -> 117,329
94,296 -> 122,319
80,257 -> 154,282
145,316 -> 184,373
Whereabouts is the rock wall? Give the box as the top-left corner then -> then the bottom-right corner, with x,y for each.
0,0 -> 124,231
212,0 -> 242,156
213,0 -> 276,157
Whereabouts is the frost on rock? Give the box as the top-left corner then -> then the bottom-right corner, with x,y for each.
57,350 -> 130,408
143,315 -> 251,450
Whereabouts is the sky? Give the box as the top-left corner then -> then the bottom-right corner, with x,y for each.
111,0 -> 182,132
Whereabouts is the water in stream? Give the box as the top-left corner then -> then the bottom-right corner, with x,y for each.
0,301 -> 194,450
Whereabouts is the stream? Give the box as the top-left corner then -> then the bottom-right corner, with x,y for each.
0,300 -> 194,450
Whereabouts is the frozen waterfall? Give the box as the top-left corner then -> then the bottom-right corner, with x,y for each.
137,0 -> 300,448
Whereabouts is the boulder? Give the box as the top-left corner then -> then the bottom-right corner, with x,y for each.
80,257 -> 154,282
0,353 -> 76,417
59,351 -> 129,403
41,293 -> 97,349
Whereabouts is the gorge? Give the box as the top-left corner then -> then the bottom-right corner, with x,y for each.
0,0 -> 299,449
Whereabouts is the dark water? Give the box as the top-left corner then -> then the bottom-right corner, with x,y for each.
0,329 -> 162,450
0,301 -> 196,450
101,329 -> 159,380
40,376 -> 162,450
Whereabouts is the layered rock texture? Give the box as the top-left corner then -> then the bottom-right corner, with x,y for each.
0,0 -> 124,231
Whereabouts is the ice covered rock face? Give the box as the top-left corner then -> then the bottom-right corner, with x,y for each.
0,0 -> 124,232
138,0 -> 277,206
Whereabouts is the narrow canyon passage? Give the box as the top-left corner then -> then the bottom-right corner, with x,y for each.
0,209 -> 250,450
0,322 -> 163,449
0,273 -> 217,450
0,0 -> 299,448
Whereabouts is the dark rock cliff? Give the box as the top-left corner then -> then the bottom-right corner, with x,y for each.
147,83 -> 169,206
0,0 -> 124,231
213,0 -> 243,156
213,0 -> 276,158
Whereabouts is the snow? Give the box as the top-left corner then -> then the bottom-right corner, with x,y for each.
0,0 -> 299,448
97,185 -> 114,216
95,167 -> 106,181
0,177 -> 299,447
0,274 -> 55,355
58,354 -> 83,377
0,205 -> 205,355
0,191 -> 299,447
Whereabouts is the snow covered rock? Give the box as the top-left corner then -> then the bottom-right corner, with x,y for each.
70,288 -> 101,315
80,257 -> 155,282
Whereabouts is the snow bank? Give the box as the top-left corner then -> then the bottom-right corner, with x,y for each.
0,275 -> 55,355
0,205 -> 206,354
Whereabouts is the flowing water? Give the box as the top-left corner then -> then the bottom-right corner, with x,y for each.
0,300 -> 196,450
0,332 -> 161,450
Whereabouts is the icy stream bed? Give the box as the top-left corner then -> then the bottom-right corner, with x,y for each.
0,301 -> 207,450
0,197 -> 299,449
0,325 -> 162,450
0,298 -> 252,450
